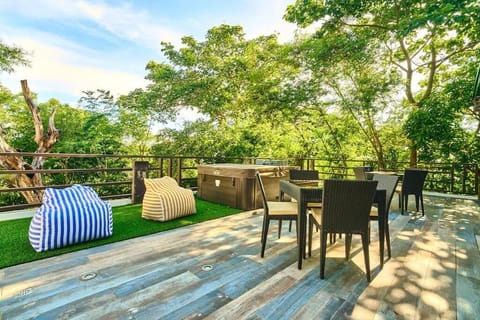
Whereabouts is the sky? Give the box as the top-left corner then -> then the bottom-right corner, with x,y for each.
0,0 -> 300,108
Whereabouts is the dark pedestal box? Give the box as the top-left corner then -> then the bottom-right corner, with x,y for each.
197,164 -> 298,211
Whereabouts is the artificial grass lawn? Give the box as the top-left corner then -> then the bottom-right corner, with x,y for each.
0,198 -> 242,269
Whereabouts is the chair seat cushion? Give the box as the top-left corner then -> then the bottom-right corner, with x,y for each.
142,177 -> 196,221
286,199 -> 321,208
370,206 -> 379,217
29,185 -> 113,252
307,202 -> 322,208
310,207 -> 322,224
266,201 -> 298,215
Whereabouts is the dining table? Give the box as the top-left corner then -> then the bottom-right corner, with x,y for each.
279,179 -> 387,270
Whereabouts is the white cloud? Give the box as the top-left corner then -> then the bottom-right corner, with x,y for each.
0,36 -> 147,103
0,0 -> 184,49
72,1 -> 184,49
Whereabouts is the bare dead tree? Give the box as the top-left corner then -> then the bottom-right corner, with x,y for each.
0,80 -> 60,203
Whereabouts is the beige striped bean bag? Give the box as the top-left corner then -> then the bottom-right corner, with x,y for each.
142,176 -> 196,221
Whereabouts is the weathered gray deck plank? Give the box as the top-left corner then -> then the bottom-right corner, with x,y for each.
455,199 -> 480,320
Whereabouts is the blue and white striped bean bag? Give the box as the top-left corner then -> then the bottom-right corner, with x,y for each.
29,184 -> 113,252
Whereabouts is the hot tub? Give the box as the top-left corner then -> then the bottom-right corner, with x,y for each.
197,163 -> 298,210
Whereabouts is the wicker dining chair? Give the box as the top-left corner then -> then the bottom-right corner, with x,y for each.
256,172 -> 299,258
398,168 -> 428,215
290,169 -> 338,243
281,169 -> 322,235
308,179 -> 378,281
370,173 -> 400,260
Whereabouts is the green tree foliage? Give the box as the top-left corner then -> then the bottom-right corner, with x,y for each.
0,90 -> 123,156
404,54 -> 480,163
285,0 -> 480,164
0,86 -> 40,152
143,25 -> 299,120
0,40 -> 30,74
123,24 -> 312,158
116,93 -> 156,156
2,10 -> 479,175
291,28 -> 406,167
79,89 -> 155,155
78,89 -> 119,121
0,86 -> 126,188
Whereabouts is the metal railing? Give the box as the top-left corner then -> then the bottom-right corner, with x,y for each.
0,152 -> 478,212
0,153 -> 244,212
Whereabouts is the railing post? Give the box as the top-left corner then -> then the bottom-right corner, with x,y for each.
132,161 -> 149,204
159,158 -> 164,177
177,157 -> 182,185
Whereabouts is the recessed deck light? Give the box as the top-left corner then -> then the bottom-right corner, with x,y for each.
79,271 -> 97,281
201,264 -> 214,271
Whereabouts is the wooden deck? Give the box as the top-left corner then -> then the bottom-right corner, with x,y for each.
1,195 -> 479,319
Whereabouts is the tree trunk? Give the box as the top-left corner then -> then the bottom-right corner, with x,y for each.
0,80 -> 60,203
409,143 -> 418,168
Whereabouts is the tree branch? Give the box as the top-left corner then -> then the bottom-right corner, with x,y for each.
399,39 -> 416,105
21,79 -> 60,156
386,43 -> 407,72
436,40 -> 480,68
420,28 -> 436,102
340,20 -> 391,31
21,80 -> 44,145
0,80 -> 61,203
410,34 -> 433,60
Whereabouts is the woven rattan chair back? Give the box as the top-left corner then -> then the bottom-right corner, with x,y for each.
400,168 -> 428,215
317,179 -> 378,281
402,169 -> 428,195
353,167 -> 368,180
370,173 -> 400,263
372,173 -> 400,215
256,171 -> 270,214
322,179 -> 377,234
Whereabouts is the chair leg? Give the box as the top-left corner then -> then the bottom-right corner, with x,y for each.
368,222 -> 371,244
329,233 -> 338,244
402,194 -> 408,215
361,233 -> 371,282
415,194 -> 420,212
261,218 -> 270,258
345,233 -> 352,260
386,222 -> 391,259
278,220 -> 282,239
400,193 -> 404,214
320,230 -> 328,279
289,220 -> 293,232
308,218 -> 314,257
420,194 -> 425,216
